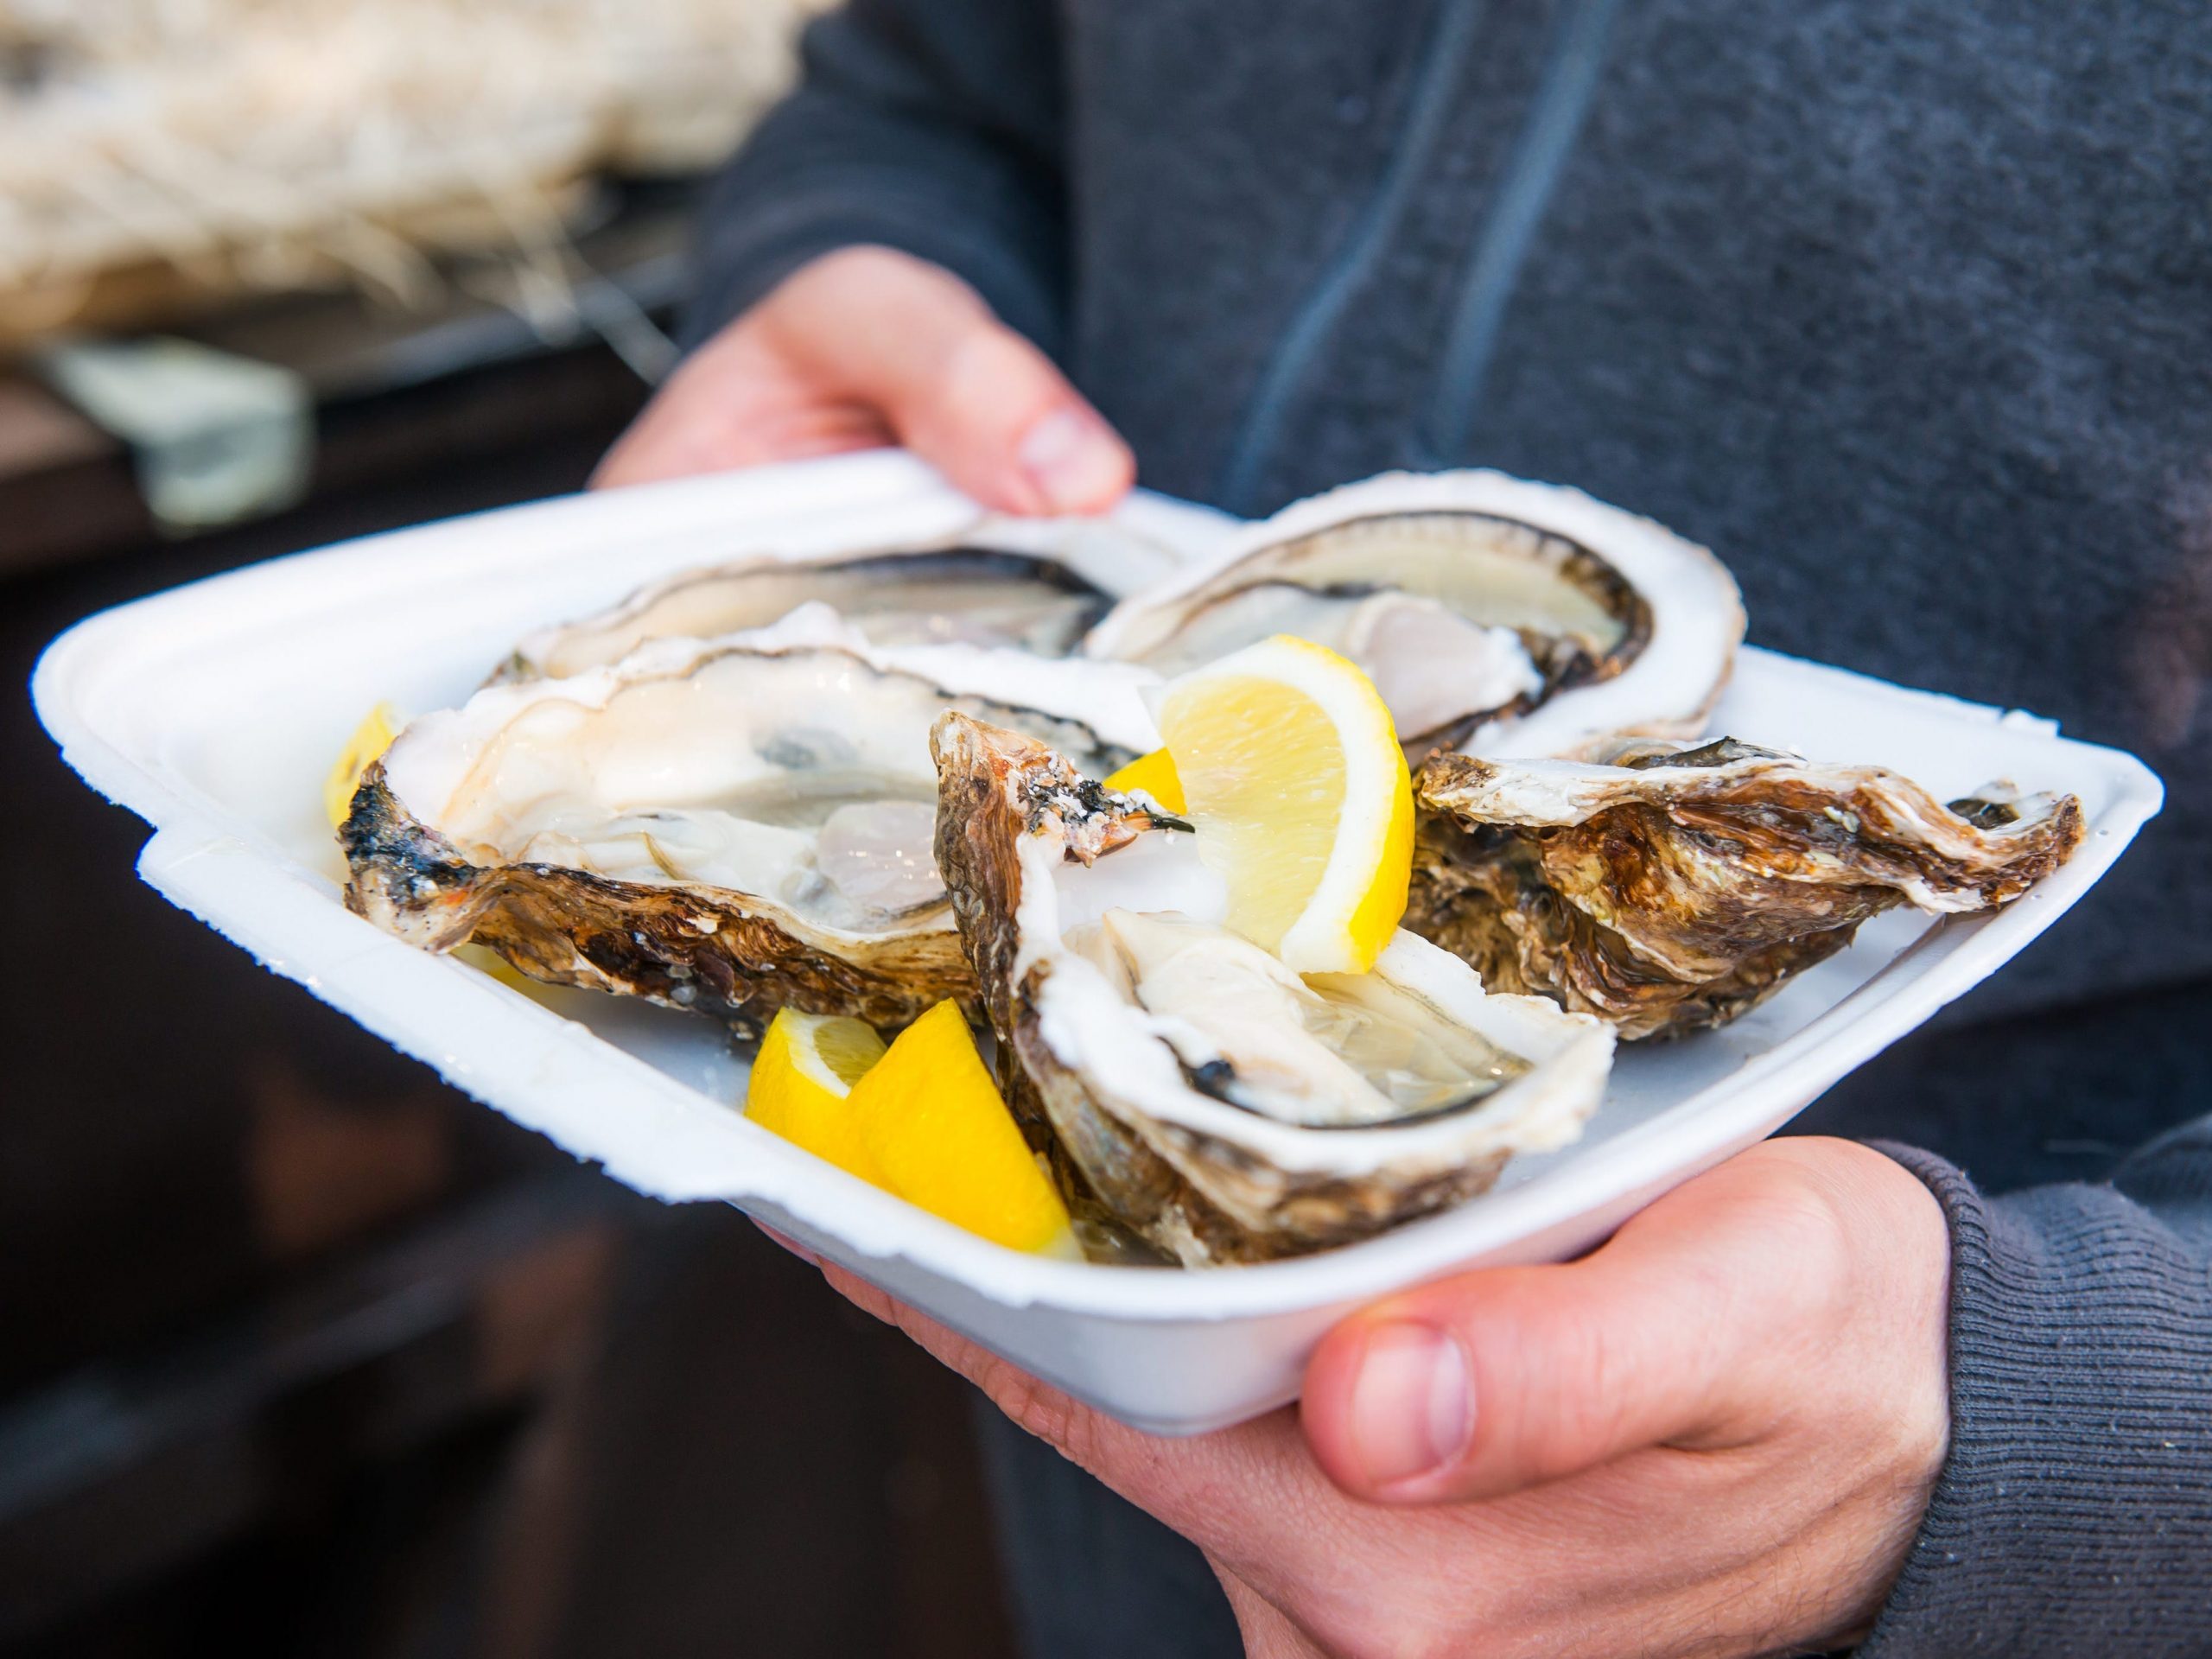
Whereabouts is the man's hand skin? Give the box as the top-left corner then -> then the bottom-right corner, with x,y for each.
809,1137 -> 1951,1659
594,245 -> 1135,515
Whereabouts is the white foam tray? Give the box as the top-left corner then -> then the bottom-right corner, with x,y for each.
35,450 -> 2164,1434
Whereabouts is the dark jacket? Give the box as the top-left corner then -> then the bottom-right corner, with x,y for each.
690,2 -> 2212,1651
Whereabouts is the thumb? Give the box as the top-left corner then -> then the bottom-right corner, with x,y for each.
782,247 -> 1135,515
1300,1141 -> 1888,1505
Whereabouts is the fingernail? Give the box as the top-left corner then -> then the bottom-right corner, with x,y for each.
1017,407 -> 1126,512
1348,1322 -> 1471,1490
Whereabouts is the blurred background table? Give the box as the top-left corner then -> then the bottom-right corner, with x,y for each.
1,183 -> 695,577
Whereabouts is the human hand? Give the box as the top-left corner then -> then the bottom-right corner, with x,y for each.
814,1136 -> 1951,1659
594,245 -> 1135,513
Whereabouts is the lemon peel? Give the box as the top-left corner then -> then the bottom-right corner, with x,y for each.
850,1001 -> 1075,1255
324,701 -> 403,828
1103,747 -> 1188,816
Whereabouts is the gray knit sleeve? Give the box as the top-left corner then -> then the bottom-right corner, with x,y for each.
1859,1124 -> 2212,1656
683,0 -> 1069,355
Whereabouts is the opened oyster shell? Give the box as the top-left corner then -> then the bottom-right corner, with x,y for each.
1084,470 -> 1745,760
500,515 -> 1185,683
344,634 -> 1147,1030
932,712 -> 1615,1267
1410,738 -> 2086,1040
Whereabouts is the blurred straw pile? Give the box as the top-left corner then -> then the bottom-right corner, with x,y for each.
0,0 -> 828,342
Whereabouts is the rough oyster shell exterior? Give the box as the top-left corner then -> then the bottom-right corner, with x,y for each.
1410,739 -> 2087,1039
344,761 -> 969,1030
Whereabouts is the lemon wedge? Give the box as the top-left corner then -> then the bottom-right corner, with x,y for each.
852,1002 -> 1077,1255
1103,747 -> 1188,815
324,702 -> 403,829
1153,634 -> 1414,974
747,1008 -> 893,1187
748,1002 -> 1077,1255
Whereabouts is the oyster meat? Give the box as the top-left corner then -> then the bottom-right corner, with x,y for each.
1410,738 -> 2086,1039
1084,470 -> 1745,760
344,636 -> 1145,1030
502,518 -> 1185,682
932,712 -> 1615,1267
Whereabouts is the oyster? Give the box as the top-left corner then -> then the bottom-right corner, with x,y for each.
1410,738 -> 2086,1040
933,713 -> 1615,1267
344,636 -> 1146,1030
1084,470 -> 1745,760
501,518 -> 1183,682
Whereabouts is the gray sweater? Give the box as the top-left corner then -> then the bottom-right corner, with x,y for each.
690,1 -> 2212,1650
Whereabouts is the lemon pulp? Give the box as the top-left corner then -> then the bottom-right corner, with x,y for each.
1154,634 -> 1412,973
